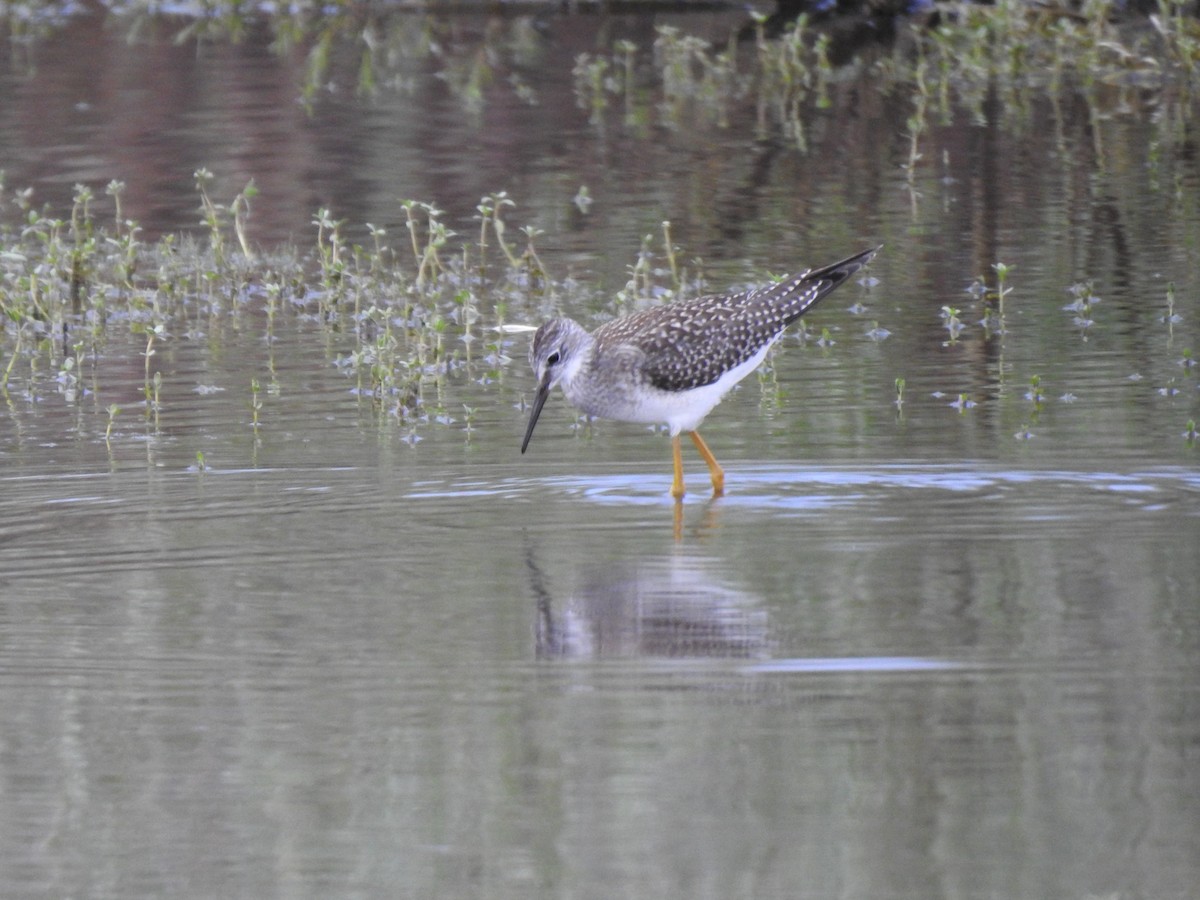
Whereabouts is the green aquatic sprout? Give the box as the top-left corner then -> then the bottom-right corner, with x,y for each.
1164,282 -> 1182,330
431,315 -> 449,371
1020,373 -> 1045,437
520,224 -> 548,293
151,371 -> 162,430
573,186 -> 593,215
250,377 -> 262,430
1065,280 -> 1098,336
941,305 -> 964,343
142,323 -> 162,419
662,221 -> 680,292
618,231 -> 656,307
399,199 -> 454,290
313,206 -> 345,298
68,183 -> 98,312
231,178 -> 257,261
1025,373 -> 1045,409
951,393 -> 975,413
895,377 -> 906,411
105,403 -> 120,442
56,354 -> 77,401
107,221 -> 142,291
475,193 -> 507,269
572,52 -> 610,123
904,52 -> 929,185
483,192 -> 521,270
194,169 -> 256,266
866,321 -> 891,341
814,32 -> 832,109
454,288 -> 478,363
194,168 -> 224,263
105,179 -> 126,235
365,223 -> 388,275
402,199 -> 427,274
70,182 -> 94,245
615,39 -> 638,122
991,262 -> 1013,327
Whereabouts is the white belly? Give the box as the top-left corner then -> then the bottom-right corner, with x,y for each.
626,342 -> 774,435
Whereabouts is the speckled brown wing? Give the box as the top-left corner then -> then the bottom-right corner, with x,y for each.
600,247 -> 878,393
611,287 -> 798,393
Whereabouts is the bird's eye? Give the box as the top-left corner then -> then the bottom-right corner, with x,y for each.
546,350 -> 561,366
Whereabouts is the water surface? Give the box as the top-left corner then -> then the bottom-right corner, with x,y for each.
1,7 -> 1199,899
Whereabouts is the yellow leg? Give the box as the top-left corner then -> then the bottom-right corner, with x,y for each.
689,431 -> 725,497
671,434 -> 686,500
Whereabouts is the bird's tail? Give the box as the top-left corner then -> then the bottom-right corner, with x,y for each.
809,245 -> 882,285
779,244 -> 881,325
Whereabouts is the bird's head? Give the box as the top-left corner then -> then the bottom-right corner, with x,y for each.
521,318 -> 589,454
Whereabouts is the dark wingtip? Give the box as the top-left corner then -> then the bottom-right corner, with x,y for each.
841,244 -> 882,272
775,246 -> 880,326
813,245 -> 881,286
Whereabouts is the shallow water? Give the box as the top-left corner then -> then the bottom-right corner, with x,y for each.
2,456 -> 1197,898
2,7 -> 1200,899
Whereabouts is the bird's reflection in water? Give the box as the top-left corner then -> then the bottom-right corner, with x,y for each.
530,553 -> 770,660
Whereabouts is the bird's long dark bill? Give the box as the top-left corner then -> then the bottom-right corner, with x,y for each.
520,375 -> 552,454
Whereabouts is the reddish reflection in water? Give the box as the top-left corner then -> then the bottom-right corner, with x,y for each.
1,9 -> 907,268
